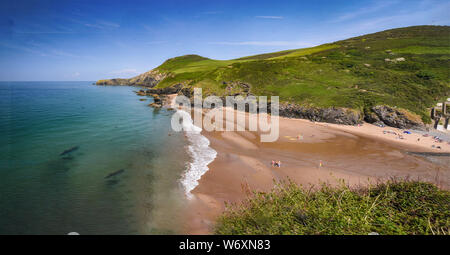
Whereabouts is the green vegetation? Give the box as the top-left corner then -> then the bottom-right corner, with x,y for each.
215,180 -> 450,235
100,26 -> 450,123
153,26 -> 450,122
392,46 -> 450,55
237,44 -> 340,60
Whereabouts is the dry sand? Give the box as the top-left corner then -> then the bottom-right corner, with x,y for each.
175,107 -> 449,234
316,121 -> 450,153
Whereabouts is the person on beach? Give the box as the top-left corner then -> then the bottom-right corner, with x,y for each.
277,161 -> 281,168
271,160 -> 275,167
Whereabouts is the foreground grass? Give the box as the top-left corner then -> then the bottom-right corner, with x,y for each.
215,181 -> 450,235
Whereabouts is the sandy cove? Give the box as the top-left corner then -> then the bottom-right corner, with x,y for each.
177,106 -> 449,234
315,122 -> 450,153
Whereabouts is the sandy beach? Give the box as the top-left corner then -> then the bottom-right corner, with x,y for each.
176,106 -> 449,234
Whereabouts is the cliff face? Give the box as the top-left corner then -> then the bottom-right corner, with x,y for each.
279,104 -> 363,125
96,70 -> 169,87
96,78 -> 130,85
135,85 -> 364,125
366,105 -> 426,130
136,83 -> 426,129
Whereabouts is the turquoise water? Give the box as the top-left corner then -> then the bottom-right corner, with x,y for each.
0,82 -> 189,234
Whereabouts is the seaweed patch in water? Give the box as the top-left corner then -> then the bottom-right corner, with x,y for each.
59,146 -> 80,156
105,169 -> 125,179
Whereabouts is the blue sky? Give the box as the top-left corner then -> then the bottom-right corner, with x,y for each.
0,0 -> 449,81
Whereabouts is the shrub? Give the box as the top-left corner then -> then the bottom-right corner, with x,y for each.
215,180 -> 450,235
416,70 -> 435,80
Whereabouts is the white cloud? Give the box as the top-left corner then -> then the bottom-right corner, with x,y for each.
66,17 -> 120,30
0,41 -> 92,60
202,11 -> 222,15
208,41 -> 313,47
84,20 -> 120,29
109,69 -> 140,76
49,49 -> 78,58
332,1 -> 398,23
340,1 -> 450,35
146,41 -> 167,45
0,42 -> 47,56
255,16 -> 284,19
13,30 -> 74,34
12,23 -> 75,34
142,25 -> 153,32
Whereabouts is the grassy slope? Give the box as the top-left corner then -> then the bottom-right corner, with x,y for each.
215,180 -> 450,235
146,26 -> 450,122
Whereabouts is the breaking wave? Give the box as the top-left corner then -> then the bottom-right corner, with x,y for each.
176,110 -> 217,199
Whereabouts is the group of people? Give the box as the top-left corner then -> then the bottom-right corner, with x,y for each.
271,160 -> 324,168
271,160 -> 281,168
432,135 -> 444,143
383,130 -> 405,140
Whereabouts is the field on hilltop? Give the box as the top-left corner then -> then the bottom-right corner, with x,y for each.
98,26 -> 450,124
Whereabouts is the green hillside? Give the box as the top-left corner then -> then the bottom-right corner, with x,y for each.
98,26 -> 450,123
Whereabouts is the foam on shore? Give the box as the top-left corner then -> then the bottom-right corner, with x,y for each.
176,110 -> 217,198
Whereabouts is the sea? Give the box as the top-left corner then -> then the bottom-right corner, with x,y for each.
0,81 -> 215,234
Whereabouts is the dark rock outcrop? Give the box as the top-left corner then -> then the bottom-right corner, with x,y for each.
189,94 -> 362,125
98,71 -> 427,129
174,84 -> 363,125
146,83 -> 182,95
96,70 -> 168,87
180,87 -> 194,98
152,94 -> 162,104
368,105 -> 425,130
279,103 -> 362,125
145,93 -> 170,108
96,78 -> 130,86
223,81 -> 252,97
105,169 -> 125,179
148,102 -> 162,108
136,90 -> 147,96
363,112 -> 385,126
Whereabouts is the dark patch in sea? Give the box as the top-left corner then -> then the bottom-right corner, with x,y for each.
59,146 -> 79,156
406,152 -> 450,157
106,179 -> 120,186
104,169 -> 125,179
405,151 -> 450,167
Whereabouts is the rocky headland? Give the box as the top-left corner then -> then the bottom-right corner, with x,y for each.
114,81 -> 427,129
96,26 -> 450,131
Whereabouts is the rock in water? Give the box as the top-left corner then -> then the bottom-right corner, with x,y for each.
106,179 -> 120,186
60,146 -> 79,156
62,156 -> 74,160
104,169 -> 125,179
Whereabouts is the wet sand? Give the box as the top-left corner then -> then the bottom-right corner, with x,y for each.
179,108 -> 449,234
